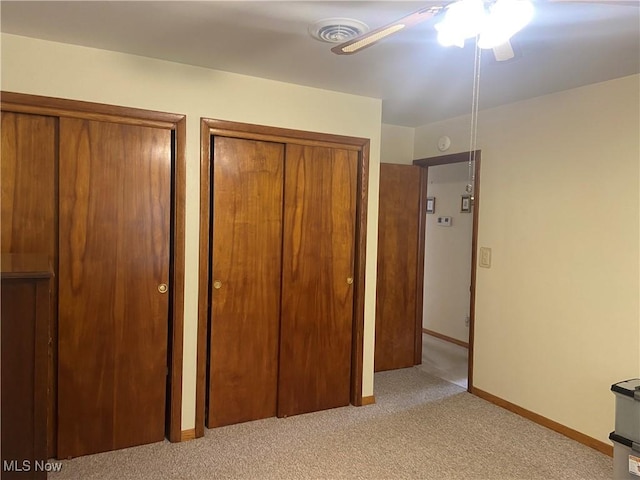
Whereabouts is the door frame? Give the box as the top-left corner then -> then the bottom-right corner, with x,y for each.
0,91 -> 187,444
413,150 -> 481,392
197,118 -> 370,437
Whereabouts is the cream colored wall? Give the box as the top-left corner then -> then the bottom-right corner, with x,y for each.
1,33 -> 382,430
381,123 -> 415,164
414,74 -> 640,444
423,163 -> 472,343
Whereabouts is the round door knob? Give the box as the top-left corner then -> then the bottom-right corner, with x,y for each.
346,277 -> 353,285
213,280 -> 222,290
158,283 -> 168,294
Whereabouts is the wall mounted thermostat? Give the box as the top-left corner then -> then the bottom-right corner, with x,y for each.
437,216 -> 452,226
437,136 -> 451,152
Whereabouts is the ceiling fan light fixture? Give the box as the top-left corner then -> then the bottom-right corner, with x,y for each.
477,0 -> 534,49
490,40 -> 516,61
435,0 -> 486,47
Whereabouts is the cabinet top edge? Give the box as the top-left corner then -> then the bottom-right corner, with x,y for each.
1,253 -> 53,278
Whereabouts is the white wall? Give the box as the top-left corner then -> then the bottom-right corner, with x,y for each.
381,123 -> 415,164
414,74 -> 640,444
423,163 -> 473,343
1,33 -> 382,430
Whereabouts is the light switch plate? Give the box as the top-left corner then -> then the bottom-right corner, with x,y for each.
479,247 -> 492,268
437,216 -> 452,227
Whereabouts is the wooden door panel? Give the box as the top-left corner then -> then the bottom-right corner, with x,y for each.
375,164 -> 423,372
1,112 -> 57,255
58,118 -> 171,458
208,137 -> 284,427
278,144 -> 357,417
1,111 -> 59,456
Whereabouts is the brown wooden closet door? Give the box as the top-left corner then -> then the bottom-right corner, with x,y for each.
1,112 -> 57,255
207,137 -> 284,428
278,144 -> 357,417
57,118 -> 171,458
375,164 -> 423,372
1,111 -> 59,456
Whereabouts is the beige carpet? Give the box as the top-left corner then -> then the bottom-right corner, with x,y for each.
50,368 -> 612,479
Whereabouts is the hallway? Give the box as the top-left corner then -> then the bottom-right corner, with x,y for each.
417,333 -> 468,389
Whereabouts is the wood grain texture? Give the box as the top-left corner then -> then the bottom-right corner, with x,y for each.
1,112 -> 57,255
197,120 -> 370,429
361,395 -> 376,406
374,164 -> 422,372
1,111 -> 59,458
0,253 -> 51,278
207,137 -> 284,427
413,150 -> 480,168
203,118 -> 368,149
467,154 -> 481,392
1,256 -> 51,480
180,429 -> 196,442
414,168 -> 428,365
350,141 -> 369,407
3,93 -> 186,445
195,123 -> 212,438
278,144 -> 357,417
2,91 -> 182,129
422,328 -> 469,348
471,387 -> 613,457
167,118 -> 187,443
57,118 -> 171,458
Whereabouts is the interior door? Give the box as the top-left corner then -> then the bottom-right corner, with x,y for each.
278,144 -> 357,417
207,137 -> 284,427
57,118 -> 171,458
375,163 -> 424,372
0,112 -> 57,256
1,112 -> 58,455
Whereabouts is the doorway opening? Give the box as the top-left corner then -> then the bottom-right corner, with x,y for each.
413,151 -> 480,392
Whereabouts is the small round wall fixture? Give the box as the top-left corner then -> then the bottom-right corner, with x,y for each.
308,18 -> 370,44
437,135 -> 451,152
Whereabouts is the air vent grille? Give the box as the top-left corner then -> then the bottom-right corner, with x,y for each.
309,18 -> 369,44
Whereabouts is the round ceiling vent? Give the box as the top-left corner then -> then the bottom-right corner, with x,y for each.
308,18 -> 369,44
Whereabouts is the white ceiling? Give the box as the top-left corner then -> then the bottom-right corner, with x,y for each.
1,1 -> 639,126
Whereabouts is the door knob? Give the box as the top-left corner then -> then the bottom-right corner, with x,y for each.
158,283 -> 168,294
213,280 -> 222,290
346,277 -> 353,285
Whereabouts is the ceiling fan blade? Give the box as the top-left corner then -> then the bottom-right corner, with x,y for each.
331,5 -> 445,55
492,40 -> 516,61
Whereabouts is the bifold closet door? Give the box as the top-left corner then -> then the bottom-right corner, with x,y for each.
375,164 -> 423,372
0,112 -> 56,256
277,144 -> 357,417
57,118 -> 171,458
207,137 -> 284,427
1,112 -> 58,456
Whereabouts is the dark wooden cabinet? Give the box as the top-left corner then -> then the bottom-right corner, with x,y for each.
1,254 -> 51,479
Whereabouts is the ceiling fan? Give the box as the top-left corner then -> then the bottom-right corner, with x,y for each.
330,0 -> 639,62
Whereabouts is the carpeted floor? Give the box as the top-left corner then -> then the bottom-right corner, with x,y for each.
50,368 -> 612,479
